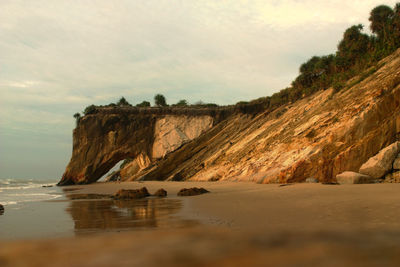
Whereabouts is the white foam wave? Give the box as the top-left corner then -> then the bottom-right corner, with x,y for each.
2,201 -> 17,206
0,194 -> 61,206
0,183 -> 55,190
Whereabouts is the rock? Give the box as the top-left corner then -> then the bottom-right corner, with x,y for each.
154,189 -> 167,197
177,187 -> 209,196
112,187 -> 150,200
385,173 -> 393,183
393,156 -> 400,170
336,171 -> 375,184
42,185 -> 53,188
0,204 -> 4,215
105,171 -> 121,182
305,177 -> 319,183
359,142 -> 400,178
58,110 -> 223,185
384,171 -> 400,183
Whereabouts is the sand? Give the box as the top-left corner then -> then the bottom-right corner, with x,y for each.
2,181 -> 400,266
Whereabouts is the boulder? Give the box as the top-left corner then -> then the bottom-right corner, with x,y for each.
112,187 -> 150,200
177,187 -> 209,196
0,204 -> 4,215
305,177 -> 319,183
393,156 -> 400,170
384,171 -> 400,183
359,142 -> 400,178
154,189 -> 167,197
336,171 -> 375,184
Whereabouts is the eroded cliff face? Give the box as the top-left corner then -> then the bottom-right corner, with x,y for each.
58,109 -> 226,185
59,49 -> 400,185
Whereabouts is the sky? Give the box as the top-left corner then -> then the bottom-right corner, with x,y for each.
1,0 -> 398,180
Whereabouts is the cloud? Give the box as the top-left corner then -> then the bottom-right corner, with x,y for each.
0,0 -> 398,179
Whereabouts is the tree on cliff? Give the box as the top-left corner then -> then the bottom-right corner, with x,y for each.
154,94 -> 167,107
175,99 -> 188,106
117,97 -> 132,106
83,104 -> 96,115
369,5 -> 394,40
73,113 -> 81,126
136,101 -> 151,107
337,24 -> 370,68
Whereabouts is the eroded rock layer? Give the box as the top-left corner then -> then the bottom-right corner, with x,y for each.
130,50 -> 400,183
59,49 -> 400,185
58,109 -> 231,185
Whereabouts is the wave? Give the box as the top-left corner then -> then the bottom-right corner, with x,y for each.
0,178 -> 61,206
0,178 -> 57,189
0,184 -> 56,190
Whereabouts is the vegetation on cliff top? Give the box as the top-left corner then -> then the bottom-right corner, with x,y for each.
73,2 -> 400,127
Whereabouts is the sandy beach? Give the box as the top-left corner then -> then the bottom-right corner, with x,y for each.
63,181 -> 400,232
2,181 -> 400,266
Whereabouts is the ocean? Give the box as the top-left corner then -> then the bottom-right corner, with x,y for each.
0,178 -> 61,206
0,178 -> 194,240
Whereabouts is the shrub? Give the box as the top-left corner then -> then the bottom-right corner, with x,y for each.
117,97 -> 132,106
83,104 -> 97,115
136,101 -> 151,107
175,99 -> 188,106
73,113 -> 81,127
154,94 -> 167,107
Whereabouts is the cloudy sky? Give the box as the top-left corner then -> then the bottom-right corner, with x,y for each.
1,0 -> 398,180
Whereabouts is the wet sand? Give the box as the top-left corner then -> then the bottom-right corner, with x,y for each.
67,181 -> 400,232
2,181 -> 400,266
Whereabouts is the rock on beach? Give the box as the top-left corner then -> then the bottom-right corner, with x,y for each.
359,142 -> 400,178
336,171 -> 375,184
112,187 -> 150,200
177,187 -> 209,196
154,189 -> 167,197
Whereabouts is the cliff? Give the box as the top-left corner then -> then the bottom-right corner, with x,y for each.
59,49 -> 400,185
58,107 -> 238,185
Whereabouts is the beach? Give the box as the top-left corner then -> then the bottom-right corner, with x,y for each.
1,181 -> 400,266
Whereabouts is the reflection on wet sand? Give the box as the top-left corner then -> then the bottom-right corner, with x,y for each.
65,195 -> 196,235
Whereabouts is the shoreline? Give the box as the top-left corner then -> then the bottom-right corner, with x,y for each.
0,182 -> 400,266
2,181 -> 400,266
62,181 -> 400,232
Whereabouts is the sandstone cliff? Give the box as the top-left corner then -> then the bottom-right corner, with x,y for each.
58,108 -> 233,185
59,49 -> 400,185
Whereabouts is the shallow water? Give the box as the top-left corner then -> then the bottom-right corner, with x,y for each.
0,181 -> 196,240
0,178 -> 60,205
66,195 -> 197,236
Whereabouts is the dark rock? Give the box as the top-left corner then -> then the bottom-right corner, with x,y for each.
154,189 -> 167,197
42,185 -> 53,188
279,184 -> 293,187
177,187 -> 209,196
0,204 -> 4,215
112,187 -> 150,200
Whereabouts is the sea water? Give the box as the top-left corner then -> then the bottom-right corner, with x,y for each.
0,178 -> 195,240
0,178 -> 61,206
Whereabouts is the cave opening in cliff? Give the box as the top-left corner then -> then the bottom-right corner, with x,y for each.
98,160 -> 125,182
